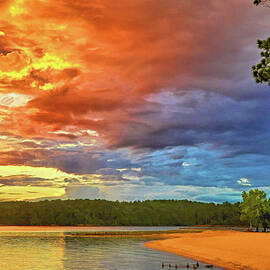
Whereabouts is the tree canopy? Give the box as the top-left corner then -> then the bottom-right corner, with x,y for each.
240,189 -> 270,231
253,0 -> 270,7
240,189 -> 267,230
1,191 -> 270,230
252,38 -> 270,86
252,0 -> 270,86
253,0 -> 262,5
0,199 -> 242,226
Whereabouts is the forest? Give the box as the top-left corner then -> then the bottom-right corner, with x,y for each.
0,199 -> 243,226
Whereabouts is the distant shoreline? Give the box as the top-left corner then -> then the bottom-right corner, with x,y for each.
0,225 -> 203,237
0,225 -> 243,234
145,230 -> 270,270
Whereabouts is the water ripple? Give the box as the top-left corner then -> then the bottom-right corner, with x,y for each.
0,232 -> 224,270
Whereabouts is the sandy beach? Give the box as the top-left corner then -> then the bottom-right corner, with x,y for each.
145,230 -> 270,270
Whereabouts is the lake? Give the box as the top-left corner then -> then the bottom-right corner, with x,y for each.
0,227 -> 224,270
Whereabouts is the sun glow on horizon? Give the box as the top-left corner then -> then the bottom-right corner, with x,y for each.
0,165 -> 104,201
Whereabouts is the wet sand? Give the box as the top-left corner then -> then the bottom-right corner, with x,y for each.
145,230 -> 270,270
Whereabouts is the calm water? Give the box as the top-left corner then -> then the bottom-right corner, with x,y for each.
0,228 -> 224,270
0,226 -> 180,232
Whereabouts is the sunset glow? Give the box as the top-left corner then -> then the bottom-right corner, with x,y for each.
0,0 -> 270,201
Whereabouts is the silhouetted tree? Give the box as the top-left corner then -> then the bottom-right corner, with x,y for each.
252,0 -> 270,85
253,0 -> 270,6
252,38 -> 270,85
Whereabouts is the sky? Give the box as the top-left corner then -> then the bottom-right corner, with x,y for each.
0,0 -> 269,202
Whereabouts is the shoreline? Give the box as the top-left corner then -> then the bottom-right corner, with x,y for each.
145,230 -> 270,270
0,225 -> 204,238
0,226 -> 203,238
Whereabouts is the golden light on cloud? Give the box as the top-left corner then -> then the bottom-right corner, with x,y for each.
0,165 -> 74,179
0,52 -> 30,80
32,53 -> 79,71
0,52 -> 78,82
39,83 -> 54,91
0,186 -> 65,201
0,0 -> 264,202
0,165 -> 104,201
9,0 -> 28,17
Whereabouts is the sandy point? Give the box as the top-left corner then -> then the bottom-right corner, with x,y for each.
145,230 -> 270,270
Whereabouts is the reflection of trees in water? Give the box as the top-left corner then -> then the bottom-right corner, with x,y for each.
62,237 -> 223,270
0,234 -> 223,270
0,234 -> 65,270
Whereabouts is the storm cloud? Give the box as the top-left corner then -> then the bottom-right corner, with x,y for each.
0,0 -> 269,201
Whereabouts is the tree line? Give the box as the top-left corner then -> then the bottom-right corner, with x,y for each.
0,190 -> 268,228
0,199 -> 243,226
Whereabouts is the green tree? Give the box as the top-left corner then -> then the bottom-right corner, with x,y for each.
0,199 -> 242,226
252,38 -> 270,85
252,0 -> 270,86
253,0 -> 262,5
253,0 -> 270,6
261,199 -> 270,231
240,189 -> 267,231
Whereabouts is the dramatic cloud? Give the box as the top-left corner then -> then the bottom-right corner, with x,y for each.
0,0 -> 269,201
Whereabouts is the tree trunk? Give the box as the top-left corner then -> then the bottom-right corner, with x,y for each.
256,225 -> 259,232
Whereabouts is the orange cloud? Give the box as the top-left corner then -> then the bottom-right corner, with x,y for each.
0,0 -> 268,142
0,0 -> 269,200
0,0 -> 260,133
